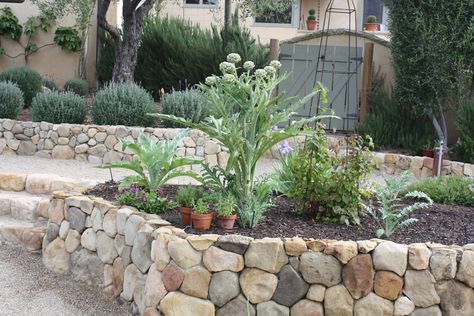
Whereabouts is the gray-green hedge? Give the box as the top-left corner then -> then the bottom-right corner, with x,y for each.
64,79 -> 88,96
0,66 -> 42,107
31,91 -> 85,124
91,82 -> 156,127
0,81 -> 24,119
161,89 -> 208,128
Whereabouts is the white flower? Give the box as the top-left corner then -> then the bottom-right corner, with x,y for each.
255,69 -> 266,78
243,61 -> 255,71
205,76 -> 217,85
227,53 -> 241,64
270,60 -> 282,70
223,74 -> 235,83
219,62 -> 236,74
264,66 -> 276,75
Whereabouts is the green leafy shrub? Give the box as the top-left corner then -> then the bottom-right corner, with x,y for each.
99,131 -> 202,196
175,186 -> 207,208
161,89 -> 208,128
96,30 -> 115,84
64,79 -> 88,96
42,77 -> 57,91
152,54 -> 330,228
134,15 -> 268,96
31,91 -> 85,124
53,26 -> 82,52
366,171 -> 433,238
357,80 -> 432,154
367,15 -> 377,23
117,183 -> 175,214
0,66 -> 42,107
0,81 -> 24,119
407,176 -> 474,206
456,99 -> 474,163
274,129 -> 374,224
91,82 -> 156,127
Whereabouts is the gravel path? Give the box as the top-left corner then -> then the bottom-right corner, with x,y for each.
0,243 -> 130,316
0,155 -> 280,184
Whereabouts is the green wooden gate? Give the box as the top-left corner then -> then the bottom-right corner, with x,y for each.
279,43 -> 363,131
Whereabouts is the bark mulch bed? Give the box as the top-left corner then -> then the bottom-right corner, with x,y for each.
86,182 -> 474,245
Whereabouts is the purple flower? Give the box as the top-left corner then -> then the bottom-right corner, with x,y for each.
272,125 -> 279,131
156,188 -> 164,196
128,183 -> 139,192
138,195 -> 146,202
278,140 -> 293,155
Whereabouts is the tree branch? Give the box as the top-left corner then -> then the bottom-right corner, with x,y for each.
98,0 -> 121,42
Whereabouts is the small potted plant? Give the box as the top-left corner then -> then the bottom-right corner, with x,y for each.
215,194 -> 237,229
421,140 -> 436,158
175,186 -> 205,225
192,198 -> 213,231
364,15 -> 379,31
307,9 -> 317,30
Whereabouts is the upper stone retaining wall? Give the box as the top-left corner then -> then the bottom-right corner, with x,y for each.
39,189 -> 474,316
0,119 -> 229,168
1,119 -> 473,179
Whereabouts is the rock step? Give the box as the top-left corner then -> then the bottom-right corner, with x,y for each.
0,192 -> 50,221
0,215 -> 47,252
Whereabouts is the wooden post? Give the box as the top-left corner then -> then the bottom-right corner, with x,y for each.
270,39 -> 280,98
270,39 -> 280,61
359,42 -> 374,123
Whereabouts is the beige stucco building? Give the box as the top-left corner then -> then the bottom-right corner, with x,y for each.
0,1 -> 120,88
160,0 -> 390,44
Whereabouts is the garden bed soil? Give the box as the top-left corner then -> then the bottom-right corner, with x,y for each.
87,182 -> 474,245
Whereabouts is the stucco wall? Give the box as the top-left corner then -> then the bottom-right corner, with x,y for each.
0,3 -> 81,86
160,0 -> 362,44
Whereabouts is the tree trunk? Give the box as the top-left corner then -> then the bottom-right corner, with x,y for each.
98,0 -> 157,83
223,0 -> 232,45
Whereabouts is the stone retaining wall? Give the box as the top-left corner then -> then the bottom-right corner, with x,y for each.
40,191 -> 474,316
1,119 -> 473,179
0,119 -> 229,168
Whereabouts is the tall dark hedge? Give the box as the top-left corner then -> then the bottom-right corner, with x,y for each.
383,0 -> 474,114
97,15 -> 269,97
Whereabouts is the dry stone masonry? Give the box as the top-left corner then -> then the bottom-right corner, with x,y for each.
35,190 -> 474,316
1,119 -> 474,179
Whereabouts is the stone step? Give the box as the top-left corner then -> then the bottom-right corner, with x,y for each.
0,215 -> 47,252
0,191 -> 50,221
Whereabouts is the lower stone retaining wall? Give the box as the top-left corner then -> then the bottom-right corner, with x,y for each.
40,191 -> 474,316
1,119 -> 474,180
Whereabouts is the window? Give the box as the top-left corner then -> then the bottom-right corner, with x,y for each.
254,5 -> 293,25
185,0 -> 218,6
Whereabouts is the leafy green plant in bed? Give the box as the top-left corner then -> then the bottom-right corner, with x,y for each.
151,53 -> 333,228
0,66 -> 42,107
406,176 -> 474,206
175,186 -> 208,208
273,128 -> 374,224
366,171 -> 433,238
161,89 -> 209,128
98,130 -> 202,196
116,183 -> 175,214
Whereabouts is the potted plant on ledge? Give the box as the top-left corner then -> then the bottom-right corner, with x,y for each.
365,15 -> 379,31
192,198 -> 213,231
307,9 -> 317,30
176,186 -> 206,225
215,193 -> 237,229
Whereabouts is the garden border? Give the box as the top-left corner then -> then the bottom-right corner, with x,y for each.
0,119 -> 473,179
1,173 -> 473,315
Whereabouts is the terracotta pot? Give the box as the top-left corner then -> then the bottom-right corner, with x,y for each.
192,212 -> 213,231
306,20 -> 317,31
364,22 -> 379,31
180,207 -> 193,225
216,214 -> 237,229
421,148 -> 435,158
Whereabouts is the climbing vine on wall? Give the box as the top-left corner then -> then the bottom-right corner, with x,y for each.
0,7 -> 82,62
